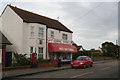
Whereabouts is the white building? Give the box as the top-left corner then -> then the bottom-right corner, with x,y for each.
0,5 -> 77,61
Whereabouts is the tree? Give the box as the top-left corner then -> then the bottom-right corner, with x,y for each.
101,42 -> 118,57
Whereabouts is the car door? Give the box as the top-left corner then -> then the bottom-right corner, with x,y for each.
85,57 -> 89,66
87,57 -> 92,66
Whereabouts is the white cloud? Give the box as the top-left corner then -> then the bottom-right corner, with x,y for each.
0,1 -> 118,49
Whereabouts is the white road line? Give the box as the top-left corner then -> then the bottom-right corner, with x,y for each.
70,71 -> 94,78
101,67 -> 111,70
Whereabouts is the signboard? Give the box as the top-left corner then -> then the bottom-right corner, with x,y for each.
59,47 -> 74,51
48,39 -> 72,45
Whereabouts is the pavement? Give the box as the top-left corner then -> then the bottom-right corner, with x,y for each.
2,60 -> 114,79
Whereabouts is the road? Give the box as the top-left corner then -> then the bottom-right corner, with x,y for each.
17,60 -> 118,78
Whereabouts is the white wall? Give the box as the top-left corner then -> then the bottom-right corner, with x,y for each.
23,23 -> 47,59
47,28 -> 72,41
47,28 -> 72,59
1,6 -> 24,53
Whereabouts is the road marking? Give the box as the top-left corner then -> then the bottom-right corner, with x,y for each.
101,67 -> 111,70
70,71 -> 94,78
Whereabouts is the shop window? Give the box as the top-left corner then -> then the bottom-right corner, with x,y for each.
62,33 -> 67,40
63,55 -> 67,59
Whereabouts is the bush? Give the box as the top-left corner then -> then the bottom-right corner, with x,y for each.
13,53 -> 31,66
103,52 -> 115,57
72,51 -> 91,60
91,52 -> 103,57
38,58 -> 50,63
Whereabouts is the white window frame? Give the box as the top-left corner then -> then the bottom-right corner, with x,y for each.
38,27 -> 44,38
62,33 -> 67,40
30,26 -> 34,38
38,54 -> 43,59
30,47 -> 34,53
38,47 -> 43,54
50,31 -> 54,39
38,39 -> 43,45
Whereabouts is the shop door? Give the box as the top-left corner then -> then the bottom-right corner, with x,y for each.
5,52 -> 12,67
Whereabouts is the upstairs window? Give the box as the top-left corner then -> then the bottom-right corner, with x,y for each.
50,31 -> 54,39
38,27 -> 44,38
39,39 -> 43,44
62,33 -> 67,40
30,26 -> 34,38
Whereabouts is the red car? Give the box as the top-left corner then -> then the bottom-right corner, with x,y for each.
71,56 -> 93,68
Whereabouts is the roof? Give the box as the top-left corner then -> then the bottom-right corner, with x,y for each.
72,41 -> 84,51
0,31 -> 12,45
8,5 -> 73,33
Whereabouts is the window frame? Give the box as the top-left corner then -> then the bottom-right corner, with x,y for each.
50,31 -> 54,39
62,33 -> 67,40
39,39 -> 43,45
38,27 -> 44,38
38,47 -> 43,54
30,26 -> 34,38
30,47 -> 34,53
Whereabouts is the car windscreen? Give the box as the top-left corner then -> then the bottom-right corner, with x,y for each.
76,57 -> 85,61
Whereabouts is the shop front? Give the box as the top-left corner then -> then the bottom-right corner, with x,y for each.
48,43 -> 77,62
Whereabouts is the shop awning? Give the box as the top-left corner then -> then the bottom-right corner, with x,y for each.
48,43 -> 77,53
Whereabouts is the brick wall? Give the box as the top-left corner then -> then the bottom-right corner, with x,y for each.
92,57 -> 115,61
38,59 -> 58,67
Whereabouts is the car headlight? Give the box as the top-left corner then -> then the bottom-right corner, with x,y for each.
79,62 -> 83,64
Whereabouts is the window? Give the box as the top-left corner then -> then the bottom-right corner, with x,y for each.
38,47 -> 43,53
62,34 -> 67,40
30,26 -> 34,38
39,39 -> 43,44
38,27 -> 44,38
38,54 -> 43,59
51,31 -> 54,39
30,47 -> 33,53
85,57 -> 90,60
76,57 -> 85,61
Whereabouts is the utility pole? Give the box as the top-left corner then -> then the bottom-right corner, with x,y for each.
116,40 -> 119,59
57,17 -> 59,21
116,40 -> 117,45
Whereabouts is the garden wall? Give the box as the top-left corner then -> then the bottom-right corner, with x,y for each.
92,57 -> 116,61
38,59 -> 58,67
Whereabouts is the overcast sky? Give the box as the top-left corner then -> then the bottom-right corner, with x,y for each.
0,0 -> 118,50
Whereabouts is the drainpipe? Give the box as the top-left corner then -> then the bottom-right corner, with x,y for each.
46,27 -> 48,60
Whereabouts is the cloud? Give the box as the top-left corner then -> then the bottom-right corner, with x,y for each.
0,2 -> 118,49
58,2 -> 118,49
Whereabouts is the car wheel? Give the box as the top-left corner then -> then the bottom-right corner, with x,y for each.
71,66 -> 74,68
82,65 -> 86,69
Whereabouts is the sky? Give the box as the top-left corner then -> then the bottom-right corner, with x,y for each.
0,0 -> 119,50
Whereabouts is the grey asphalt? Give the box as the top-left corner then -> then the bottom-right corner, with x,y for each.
2,60 -> 117,78
11,60 -> 118,78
